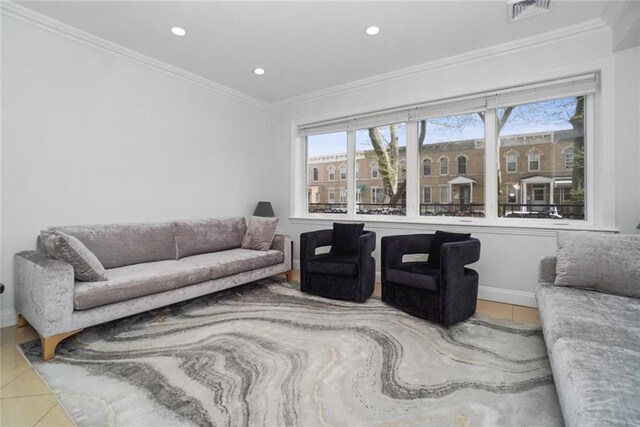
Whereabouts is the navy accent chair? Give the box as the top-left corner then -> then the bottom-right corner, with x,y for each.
300,230 -> 376,302
381,234 -> 481,326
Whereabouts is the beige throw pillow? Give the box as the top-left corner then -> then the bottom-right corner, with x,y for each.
40,230 -> 107,282
241,216 -> 279,251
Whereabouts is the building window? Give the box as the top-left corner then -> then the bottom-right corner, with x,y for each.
506,153 -> 517,172
315,192 -> 319,203
328,165 -> 336,181
355,165 -> 359,179
564,148 -> 574,168
423,159 -> 431,176
422,186 -> 432,203
439,157 -> 448,175
457,156 -> 467,174
312,168 -> 319,181
399,160 -> 407,179
371,187 -> 384,204
339,165 -> 347,180
328,189 -> 335,203
339,188 -> 347,204
371,162 -> 379,179
439,186 -> 450,203
528,152 -> 540,171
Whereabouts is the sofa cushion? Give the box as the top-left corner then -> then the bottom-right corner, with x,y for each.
555,231 -> 640,298
536,283 -> 640,355
175,218 -> 246,259
551,338 -> 640,427
306,253 -> 359,276
241,216 -> 279,251
427,231 -> 471,266
386,262 -> 440,291
40,230 -> 107,281
52,223 -> 176,269
179,248 -> 284,280
74,261 -> 210,310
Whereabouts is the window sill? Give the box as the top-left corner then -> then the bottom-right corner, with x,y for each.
289,214 -> 618,236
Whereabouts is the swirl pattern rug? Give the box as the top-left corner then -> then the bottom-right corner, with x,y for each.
20,278 -> 562,426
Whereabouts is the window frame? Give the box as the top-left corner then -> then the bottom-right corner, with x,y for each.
457,156 -> 467,175
439,157 -> 449,176
506,153 -> 518,173
422,186 -> 432,203
294,72 -> 610,231
528,151 -> 540,172
422,158 -> 432,176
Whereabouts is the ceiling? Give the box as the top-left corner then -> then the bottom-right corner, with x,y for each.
17,1 -> 612,105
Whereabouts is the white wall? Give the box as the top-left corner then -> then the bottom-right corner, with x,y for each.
614,46 -> 640,233
0,15 -> 271,324
269,27 -> 640,307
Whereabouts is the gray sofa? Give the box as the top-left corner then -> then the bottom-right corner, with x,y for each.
536,232 -> 640,427
15,217 -> 291,360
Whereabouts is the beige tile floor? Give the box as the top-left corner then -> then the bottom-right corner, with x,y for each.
1,272 -> 539,426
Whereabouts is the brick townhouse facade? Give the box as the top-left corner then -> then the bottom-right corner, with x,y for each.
307,130 -> 581,216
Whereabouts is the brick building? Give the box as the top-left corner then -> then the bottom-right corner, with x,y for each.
308,130 -> 581,217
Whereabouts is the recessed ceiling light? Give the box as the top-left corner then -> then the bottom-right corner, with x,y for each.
253,68 -> 265,76
171,27 -> 186,36
365,26 -> 380,36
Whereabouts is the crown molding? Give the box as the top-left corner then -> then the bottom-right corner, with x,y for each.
1,2 -> 270,110
268,18 -> 610,110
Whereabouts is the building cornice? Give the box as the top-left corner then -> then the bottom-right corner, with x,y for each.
0,2 -> 271,110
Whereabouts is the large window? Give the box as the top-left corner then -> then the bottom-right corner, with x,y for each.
498,96 -> 586,219
356,123 -> 407,216
420,112 -> 485,217
299,74 -> 595,223
306,131 -> 347,214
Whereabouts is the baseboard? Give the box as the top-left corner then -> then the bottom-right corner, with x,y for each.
478,286 -> 537,308
292,259 -> 537,308
1,308 -> 17,328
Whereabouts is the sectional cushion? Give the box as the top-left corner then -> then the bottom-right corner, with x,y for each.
241,216 -> 279,251
555,231 -> 640,298
551,338 -> 640,427
179,248 -> 284,280
52,222 -> 176,269
536,283 -> 640,355
175,217 -> 247,259
74,260 -> 210,310
40,230 -> 107,282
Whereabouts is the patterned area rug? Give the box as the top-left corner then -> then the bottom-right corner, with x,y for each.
21,278 -> 562,426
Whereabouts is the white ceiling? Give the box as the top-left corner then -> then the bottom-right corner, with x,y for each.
18,1 -> 611,104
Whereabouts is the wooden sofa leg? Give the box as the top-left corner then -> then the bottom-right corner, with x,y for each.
40,330 -> 82,361
17,314 -> 28,328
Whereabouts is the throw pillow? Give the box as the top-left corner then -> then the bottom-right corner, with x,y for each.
40,230 -> 107,282
427,230 -> 472,266
554,231 -> 640,298
241,216 -> 279,251
330,222 -> 365,254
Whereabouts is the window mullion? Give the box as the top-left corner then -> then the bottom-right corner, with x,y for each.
484,109 -> 498,219
406,118 -> 419,218
347,128 -> 356,216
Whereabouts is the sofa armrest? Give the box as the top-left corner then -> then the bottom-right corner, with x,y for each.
539,256 -> 557,285
14,251 -> 75,337
271,234 -> 292,269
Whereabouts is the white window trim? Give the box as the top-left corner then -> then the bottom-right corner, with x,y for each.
422,158 -> 432,176
371,162 -> 379,179
439,157 -> 449,176
423,186 -> 432,203
339,164 -> 347,180
292,67 -> 615,232
457,155 -> 468,175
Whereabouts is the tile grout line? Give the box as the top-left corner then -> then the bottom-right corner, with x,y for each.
33,400 -> 58,427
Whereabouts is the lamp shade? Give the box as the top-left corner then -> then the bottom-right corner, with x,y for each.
253,201 -> 275,217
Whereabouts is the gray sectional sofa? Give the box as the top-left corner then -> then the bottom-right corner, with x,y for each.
15,217 -> 291,360
536,231 -> 640,427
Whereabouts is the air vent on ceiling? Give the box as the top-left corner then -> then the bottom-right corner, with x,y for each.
508,0 -> 551,22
